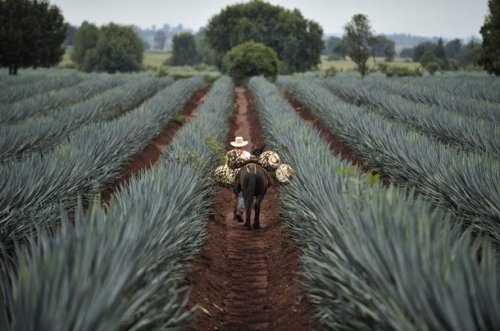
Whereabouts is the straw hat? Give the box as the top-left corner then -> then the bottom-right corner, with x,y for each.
230,136 -> 248,147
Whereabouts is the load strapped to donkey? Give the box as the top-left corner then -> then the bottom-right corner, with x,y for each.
212,145 -> 294,230
212,148 -> 294,187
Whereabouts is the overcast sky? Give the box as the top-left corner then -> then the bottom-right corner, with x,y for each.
51,0 -> 488,39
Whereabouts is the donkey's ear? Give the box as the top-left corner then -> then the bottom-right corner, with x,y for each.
252,144 -> 266,157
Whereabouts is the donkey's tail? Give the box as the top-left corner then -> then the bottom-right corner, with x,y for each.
245,168 -> 256,215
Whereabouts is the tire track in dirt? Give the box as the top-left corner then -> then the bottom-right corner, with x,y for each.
185,88 -> 317,331
100,89 -> 207,205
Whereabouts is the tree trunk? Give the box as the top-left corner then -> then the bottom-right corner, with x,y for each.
8,65 -> 18,75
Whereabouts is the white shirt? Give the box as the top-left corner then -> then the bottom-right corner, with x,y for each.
240,150 -> 251,160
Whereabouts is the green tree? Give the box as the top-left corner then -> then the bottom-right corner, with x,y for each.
479,0 -> 500,75
344,14 -> 373,77
413,42 -> 435,62
0,0 -> 67,75
323,36 -> 341,55
420,50 -> 439,65
413,40 -> 450,70
399,47 -> 414,59
194,28 -> 217,65
72,23 -> 143,73
458,41 -> 481,67
205,0 -> 323,73
445,39 -> 462,59
425,62 -> 441,75
64,24 -> 78,46
154,30 -> 166,50
171,32 -> 200,66
332,37 -> 348,60
223,41 -> 280,85
370,35 -> 395,61
71,22 -> 99,71
323,36 -> 348,60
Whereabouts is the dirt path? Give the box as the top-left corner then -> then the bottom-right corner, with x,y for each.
101,89 -> 207,204
185,88 -> 317,331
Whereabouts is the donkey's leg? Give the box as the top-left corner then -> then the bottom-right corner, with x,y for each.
244,195 -> 253,230
253,195 -> 264,229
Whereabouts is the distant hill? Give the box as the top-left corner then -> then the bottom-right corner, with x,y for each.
324,32 -> 482,53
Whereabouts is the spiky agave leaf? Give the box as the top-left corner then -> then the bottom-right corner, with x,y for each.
1,76 -> 235,331
249,76 -> 500,330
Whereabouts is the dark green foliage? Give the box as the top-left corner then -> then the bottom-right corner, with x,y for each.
72,22 -> 144,73
413,42 -> 439,62
425,62 -> 441,75
222,41 -> 280,85
370,35 -> 395,61
71,22 -> 99,69
458,41 -> 482,67
0,0 -> 67,75
154,30 -> 166,50
205,0 -> 323,73
378,63 -> 422,77
170,32 -> 200,66
323,36 -> 348,60
399,47 -> 414,58
413,39 -> 450,69
344,14 -> 373,77
479,0 -> 500,75
194,28 -> 217,65
64,24 -> 78,46
445,38 -> 462,58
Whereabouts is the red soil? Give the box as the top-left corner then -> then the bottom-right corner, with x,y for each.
184,88 -> 318,331
101,89 -> 207,205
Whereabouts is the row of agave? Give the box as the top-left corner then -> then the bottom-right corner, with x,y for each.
0,76 -> 206,249
342,74 -> 500,122
281,78 -> 500,244
0,73 -> 128,124
320,77 -> 500,155
0,75 -> 174,162
379,74 -> 500,104
0,70 -> 83,104
249,76 -> 500,330
0,73 -> 50,89
1,76 -> 234,330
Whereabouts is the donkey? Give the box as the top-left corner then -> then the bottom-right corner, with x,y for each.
233,145 -> 270,230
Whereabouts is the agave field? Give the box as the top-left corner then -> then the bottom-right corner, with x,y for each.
251,75 -> 500,330
1,69 -> 500,331
1,69 -> 234,329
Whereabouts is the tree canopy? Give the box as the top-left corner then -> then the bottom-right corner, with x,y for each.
344,14 -> 373,77
479,0 -> 500,75
0,0 -> 67,75
154,30 -> 166,50
205,0 -> 323,73
71,22 -> 143,73
170,32 -> 200,66
370,35 -> 395,61
223,41 -> 280,86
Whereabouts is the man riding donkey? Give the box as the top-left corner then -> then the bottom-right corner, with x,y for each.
212,136 -> 294,230
229,136 -> 269,223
